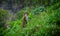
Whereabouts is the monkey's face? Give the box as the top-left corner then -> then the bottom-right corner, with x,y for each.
25,14 -> 28,17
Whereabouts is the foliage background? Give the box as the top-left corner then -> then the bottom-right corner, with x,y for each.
0,0 -> 60,36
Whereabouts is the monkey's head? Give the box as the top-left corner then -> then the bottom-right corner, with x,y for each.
24,11 -> 28,15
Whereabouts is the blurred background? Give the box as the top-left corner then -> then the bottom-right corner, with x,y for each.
0,0 -> 60,36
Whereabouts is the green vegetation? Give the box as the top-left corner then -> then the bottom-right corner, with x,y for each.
0,0 -> 60,36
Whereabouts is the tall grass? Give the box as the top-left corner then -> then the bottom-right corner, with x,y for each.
0,3 -> 60,36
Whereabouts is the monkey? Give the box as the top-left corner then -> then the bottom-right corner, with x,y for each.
22,12 -> 28,27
